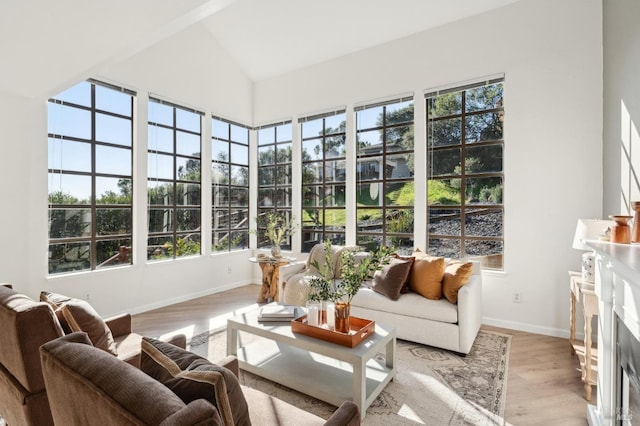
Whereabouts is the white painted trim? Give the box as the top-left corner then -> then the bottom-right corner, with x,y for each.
422,73 -> 505,97
483,316 -> 570,339
297,105 -> 347,122
353,92 -> 414,110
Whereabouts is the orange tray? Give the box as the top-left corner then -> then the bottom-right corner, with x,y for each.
291,315 -> 375,348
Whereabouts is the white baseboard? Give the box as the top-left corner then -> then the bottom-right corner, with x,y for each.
483,316 -> 575,339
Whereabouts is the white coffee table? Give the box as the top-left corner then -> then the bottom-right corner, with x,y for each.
226,306 -> 396,419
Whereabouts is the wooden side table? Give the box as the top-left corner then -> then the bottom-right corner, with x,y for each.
568,270 -> 598,401
250,256 -> 294,303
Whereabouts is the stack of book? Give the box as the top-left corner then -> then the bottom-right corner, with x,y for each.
257,304 -> 297,322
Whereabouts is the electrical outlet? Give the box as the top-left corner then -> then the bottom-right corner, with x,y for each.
227,266 -> 232,274
84,292 -> 91,302
512,292 -> 522,303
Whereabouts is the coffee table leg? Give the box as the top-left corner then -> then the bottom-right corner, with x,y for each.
386,336 -> 396,371
226,325 -> 238,357
353,359 -> 366,419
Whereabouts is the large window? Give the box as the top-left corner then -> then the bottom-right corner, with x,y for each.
356,97 -> 414,253
147,99 -> 202,260
211,117 -> 250,252
256,122 -> 293,249
48,80 -> 134,274
300,110 -> 346,252
426,78 -> 504,269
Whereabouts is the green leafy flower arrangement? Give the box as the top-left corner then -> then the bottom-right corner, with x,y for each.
252,212 -> 298,246
307,240 -> 394,303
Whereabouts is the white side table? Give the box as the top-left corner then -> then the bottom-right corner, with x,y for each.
568,270 -> 598,401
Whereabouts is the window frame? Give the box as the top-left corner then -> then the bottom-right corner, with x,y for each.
211,116 -> 250,253
355,96 -> 415,253
47,79 -> 135,274
147,98 -> 203,261
426,78 -> 505,269
256,121 -> 293,249
300,109 -> 347,252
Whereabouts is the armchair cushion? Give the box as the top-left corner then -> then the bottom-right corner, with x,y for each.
39,291 -> 72,307
40,291 -> 74,333
140,337 -> 250,426
61,299 -> 118,356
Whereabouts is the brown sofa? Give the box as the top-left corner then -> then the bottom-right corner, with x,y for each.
41,332 -> 360,426
0,285 -> 186,425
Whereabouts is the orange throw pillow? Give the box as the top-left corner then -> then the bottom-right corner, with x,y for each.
409,249 -> 445,300
442,261 -> 474,304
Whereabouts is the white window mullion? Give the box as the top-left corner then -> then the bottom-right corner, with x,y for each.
201,113 -> 212,255
344,106 -> 357,246
291,115 -> 302,253
413,92 -> 427,251
133,91 -> 149,265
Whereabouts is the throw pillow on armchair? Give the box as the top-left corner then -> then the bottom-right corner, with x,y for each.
140,337 -> 250,426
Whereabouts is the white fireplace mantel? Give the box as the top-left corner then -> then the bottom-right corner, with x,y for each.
587,241 -> 640,426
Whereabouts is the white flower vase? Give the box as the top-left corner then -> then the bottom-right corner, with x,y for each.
271,245 -> 282,258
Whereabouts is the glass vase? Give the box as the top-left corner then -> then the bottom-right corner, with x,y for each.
305,301 -> 321,327
324,301 -> 335,330
334,301 -> 351,333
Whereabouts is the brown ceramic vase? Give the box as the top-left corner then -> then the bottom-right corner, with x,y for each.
632,202 -> 640,243
610,215 -> 633,244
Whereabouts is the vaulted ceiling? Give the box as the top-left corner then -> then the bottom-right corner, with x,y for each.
1,0 -> 520,99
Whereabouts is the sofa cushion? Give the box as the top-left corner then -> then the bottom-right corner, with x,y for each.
61,300 -> 118,356
352,287 -> 458,323
306,243 -> 362,279
306,243 -> 337,278
140,337 -> 250,426
442,261 -> 474,304
391,254 -> 415,293
409,250 -> 445,300
371,257 -> 414,301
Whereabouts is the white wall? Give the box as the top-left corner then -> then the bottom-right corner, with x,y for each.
0,94 -> 43,288
0,23 -> 259,318
101,23 -> 253,123
603,0 -> 640,216
254,0 -> 604,336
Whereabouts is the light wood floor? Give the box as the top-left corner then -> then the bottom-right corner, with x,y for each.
132,285 -> 590,425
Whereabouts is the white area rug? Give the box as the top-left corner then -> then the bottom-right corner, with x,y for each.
189,329 -> 510,425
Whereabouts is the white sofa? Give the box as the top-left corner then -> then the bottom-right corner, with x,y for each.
278,250 -> 483,355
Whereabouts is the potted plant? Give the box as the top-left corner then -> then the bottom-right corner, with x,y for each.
333,245 -> 394,332
253,212 -> 298,258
